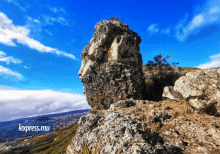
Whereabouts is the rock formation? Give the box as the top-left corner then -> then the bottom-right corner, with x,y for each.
163,68 -> 220,114
67,18 -> 220,154
67,100 -> 183,154
78,19 -> 144,110
67,99 -> 220,154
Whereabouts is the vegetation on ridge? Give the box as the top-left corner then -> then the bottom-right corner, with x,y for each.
146,54 -> 179,66
3,124 -> 78,154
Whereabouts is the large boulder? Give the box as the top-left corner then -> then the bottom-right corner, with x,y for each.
78,19 -> 144,110
163,68 -> 220,113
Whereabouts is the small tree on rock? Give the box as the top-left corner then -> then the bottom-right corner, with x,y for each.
146,54 -> 179,66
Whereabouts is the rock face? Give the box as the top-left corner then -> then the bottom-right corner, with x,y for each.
78,19 -> 144,109
163,68 -> 220,113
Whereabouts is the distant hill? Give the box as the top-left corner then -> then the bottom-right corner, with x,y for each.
35,116 -> 50,121
0,109 -> 89,126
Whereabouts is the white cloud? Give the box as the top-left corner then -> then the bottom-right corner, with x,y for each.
147,24 -> 159,33
210,53 -> 220,60
0,13 -> 76,60
0,65 -> 22,79
198,53 -> 220,68
147,24 -> 171,35
23,65 -> 29,69
42,15 -> 68,26
44,29 -> 53,36
50,7 -> 66,14
5,0 -> 28,11
209,6 -> 220,14
148,1 -> 220,41
175,0 -> 220,41
50,7 -> 59,13
161,27 -> 170,35
0,89 -> 90,122
60,8 -> 66,13
0,85 -> 16,90
26,16 -> 69,37
0,51 -> 22,64
198,60 -> 220,69
33,19 -> 40,23
176,14 -> 205,41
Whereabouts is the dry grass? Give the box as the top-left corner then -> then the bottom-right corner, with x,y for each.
114,99 -> 220,153
94,137 -> 101,154
142,65 -> 147,70
3,124 -> 79,154
33,124 -> 78,154
79,137 -> 101,154
81,144 -> 90,154
182,67 -> 200,72
144,79 -> 153,84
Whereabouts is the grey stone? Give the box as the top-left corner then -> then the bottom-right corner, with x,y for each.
78,19 -> 144,110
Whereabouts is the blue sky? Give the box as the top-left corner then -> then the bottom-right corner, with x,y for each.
0,0 -> 220,121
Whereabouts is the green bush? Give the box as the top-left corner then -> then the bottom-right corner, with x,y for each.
146,54 -> 179,66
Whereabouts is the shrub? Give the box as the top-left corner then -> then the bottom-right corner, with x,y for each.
146,54 -> 179,66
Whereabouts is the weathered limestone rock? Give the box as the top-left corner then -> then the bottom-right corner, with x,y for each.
67,100 -> 183,154
78,19 -> 144,109
162,86 -> 182,101
67,99 -> 220,153
163,68 -> 220,113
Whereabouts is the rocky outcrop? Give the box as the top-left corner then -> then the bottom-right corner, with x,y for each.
67,100 -> 183,154
67,99 -> 220,154
163,68 -> 220,114
68,19 -> 220,154
78,19 -> 144,110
